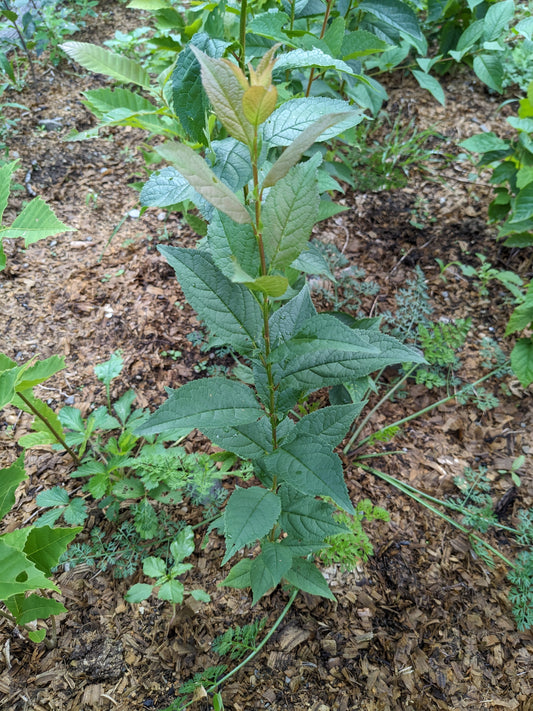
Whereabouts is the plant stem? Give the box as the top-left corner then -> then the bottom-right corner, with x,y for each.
16,392 -> 80,465
238,0 -> 247,74
360,465 -> 515,569
305,0 -> 333,97
347,367 -> 505,454
176,588 -> 299,709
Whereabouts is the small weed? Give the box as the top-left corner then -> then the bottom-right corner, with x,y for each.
212,618 -> 267,660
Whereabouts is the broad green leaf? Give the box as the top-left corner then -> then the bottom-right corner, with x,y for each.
141,167 -> 196,207
262,97 -> 363,148
17,432 -> 56,449
459,132 -> 509,153
250,542 -> 292,604
58,406 -> 85,432
82,87 -> 156,118
24,525 -> 81,576
263,111 -> 357,188
159,246 -> 262,350
283,557 -> 335,599
0,455 -> 26,520
279,486 -> 348,543
35,487 -> 69,508
0,542 -> 58,599
341,30 -> 392,59
143,556 -> 167,579
287,404 -> 364,448
270,314 -> 425,391
247,12 -> 295,47
269,285 -> 317,346
128,0 -> 172,8
190,47 -> 254,147
190,589 -> 211,602
0,160 -> 17,223
411,70 -> 445,106
60,42 -> 151,88
473,53 -> 503,93
483,0 -> 514,41
359,0 -> 422,41
510,184 -> 533,223
156,142 -> 251,224
15,355 -> 65,391
170,525 -> 195,561
1,198 -> 74,244
28,629 -> 47,643
511,337 -> 533,387
274,48 -> 358,79
211,138 -> 253,193
0,366 -> 17,408
204,416 -> 295,460
207,210 -> 259,280
125,583 -> 153,602
171,33 -> 228,143
241,275 -> 289,297
506,301 -> 533,335
259,437 -> 354,513
263,161 -> 319,270
135,378 -> 263,437
220,558 -> 252,589
222,487 -> 281,564
5,593 -> 66,625
14,390 -> 64,444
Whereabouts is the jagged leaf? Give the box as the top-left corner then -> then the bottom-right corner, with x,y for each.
2,198 -> 74,244
60,41 -> 151,88
250,542 -> 292,604
222,487 -> 281,564
0,455 -> 26,521
283,557 -> 335,599
140,167 -> 196,207
359,0 -> 422,40
511,337 -> 533,387
279,485 -> 348,543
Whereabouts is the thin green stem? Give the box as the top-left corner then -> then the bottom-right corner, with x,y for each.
17,392 -> 80,465
343,364 -> 417,454
238,0 -> 248,74
360,465 -> 515,569
350,367 -> 504,454
305,0 -> 333,97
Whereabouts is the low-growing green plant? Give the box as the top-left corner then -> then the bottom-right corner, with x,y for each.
459,82 -> 533,386
212,617 -> 267,661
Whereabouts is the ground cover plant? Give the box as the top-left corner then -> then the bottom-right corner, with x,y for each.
1,0 -> 532,709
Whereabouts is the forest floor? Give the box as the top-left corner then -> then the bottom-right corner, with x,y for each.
0,2 -> 532,710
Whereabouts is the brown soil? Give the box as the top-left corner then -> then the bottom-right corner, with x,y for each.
0,2 -> 532,710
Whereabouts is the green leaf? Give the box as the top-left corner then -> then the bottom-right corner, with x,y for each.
15,355 -> 65,391
247,11 -> 295,47
5,593 -> 66,625
241,275 -> 289,297
263,98 -> 364,149
141,167 -> 196,208
269,285 -> 317,346
58,406 -> 85,432
204,416 -> 295,460
1,198 -> 74,244
190,589 -> 211,602
35,487 -> 69,508
28,629 -> 47,643
482,0 -> 514,41
136,377 -> 263,437
283,557 -> 335,600
0,161 -> 17,224
263,161 -> 319,270
287,404 -> 364,448
220,558 -> 252,589
82,87 -> 156,117
280,485 -> 348,543
156,142 -> 251,224
359,0 -> 422,41
341,30 -> 392,59
211,138 -> 254,193
273,48 -> 358,78
473,53 -> 503,93
506,302 -> 533,335
125,583 -> 153,603
0,542 -> 58,599
0,365 -> 17,408
171,33 -> 228,143
510,337 -> 533,387
207,210 -> 259,280
259,437 -> 354,513
459,133 -> 509,153
24,525 -> 81,576
411,70 -> 445,106
60,42 -> 151,88
270,314 -> 425,392
143,556 -> 167,579
0,455 -> 26,521
170,525 -> 195,562
190,47 -> 254,147
222,487 -> 281,565
510,184 -> 533,223
94,351 -> 123,385
250,542 -> 292,604
263,111 -> 359,188
158,246 -> 262,351
17,432 -> 57,449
